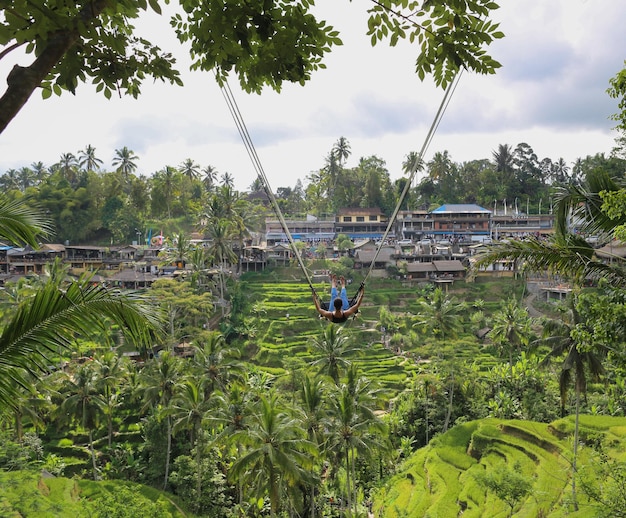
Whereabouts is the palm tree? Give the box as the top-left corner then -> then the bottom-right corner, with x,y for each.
57,152 -> 78,183
427,150 -> 452,184
413,287 -> 465,341
0,168 -> 20,191
210,379 -> 252,505
78,144 -> 103,172
489,299 -> 532,368
192,332 -> 241,398
492,143 -> 514,173
57,363 -> 106,479
180,158 -> 200,181
299,376 -> 327,518
308,325 -> 359,384
229,392 -> 317,517
170,379 -> 213,501
141,351 -> 181,490
18,166 -> 34,191
94,351 -> 127,447
332,136 -> 351,166
474,168 -> 626,289
202,165 -> 218,191
112,146 -> 139,177
220,171 -> 235,187
538,294 -> 605,509
327,377 -> 385,515
206,218 -> 237,314
30,161 -> 48,184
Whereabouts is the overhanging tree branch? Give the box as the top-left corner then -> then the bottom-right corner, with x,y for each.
0,0 -> 109,134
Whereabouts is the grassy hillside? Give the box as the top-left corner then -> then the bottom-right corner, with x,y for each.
374,415 -> 626,517
0,471 -> 192,517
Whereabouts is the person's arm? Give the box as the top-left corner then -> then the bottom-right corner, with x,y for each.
343,287 -> 364,317
313,291 -> 332,319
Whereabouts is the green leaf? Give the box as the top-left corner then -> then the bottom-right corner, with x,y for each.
148,0 -> 162,15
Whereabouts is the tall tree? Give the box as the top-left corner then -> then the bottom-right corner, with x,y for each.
180,158 -> 200,181
538,294 -> 605,510
490,299 -> 532,368
78,144 -> 103,172
57,363 -> 106,480
141,351 -> 181,490
112,146 -> 139,177
308,325 -> 359,384
229,392 -> 316,517
333,136 -> 352,166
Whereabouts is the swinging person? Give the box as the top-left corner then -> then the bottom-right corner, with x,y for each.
313,275 -> 364,323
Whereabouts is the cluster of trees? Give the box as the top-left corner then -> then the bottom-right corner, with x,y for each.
3,138 -> 625,246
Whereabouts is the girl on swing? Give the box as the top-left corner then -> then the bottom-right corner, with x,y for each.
313,275 -> 364,323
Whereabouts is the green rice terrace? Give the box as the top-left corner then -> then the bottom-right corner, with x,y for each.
374,415 -> 626,517
239,271 -> 523,400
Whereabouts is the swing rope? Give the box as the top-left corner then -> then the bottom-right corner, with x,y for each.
218,79 -> 316,293
362,70 -> 462,284
218,66 -> 461,306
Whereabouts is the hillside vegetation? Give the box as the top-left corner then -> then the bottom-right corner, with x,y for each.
374,415 -> 626,517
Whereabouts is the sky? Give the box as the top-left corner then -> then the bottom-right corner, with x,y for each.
1,0 -> 625,192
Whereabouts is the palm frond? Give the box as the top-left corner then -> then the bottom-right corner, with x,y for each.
0,280 -> 163,410
473,236 -> 626,288
0,196 -> 51,246
554,168 -> 625,236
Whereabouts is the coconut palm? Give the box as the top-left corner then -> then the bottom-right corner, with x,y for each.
57,363 -> 106,479
201,165 -> 218,191
170,379 -> 213,501
308,325 -> 360,384
332,136 -> 351,166
30,161 -> 48,184
57,152 -> 78,182
298,375 -> 328,518
192,332 -> 241,398
18,166 -> 34,191
78,144 -> 103,172
180,158 -> 200,181
229,392 -> 317,517
210,379 -> 253,505
492,143 -> 514,173
0,168 -> 20,191
220,171 -> 234,187
112,146 -> 139,177
141,351 -> 181,490
490,299 -> 532,368
94,351 -> 127,447
538,294 -> 605,509
413,287 -> 465,341
327,377 -> 386,516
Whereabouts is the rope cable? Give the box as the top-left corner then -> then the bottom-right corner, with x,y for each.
362,70 -> 463,283
217,62 -> 463,301
218,78 -> 317,292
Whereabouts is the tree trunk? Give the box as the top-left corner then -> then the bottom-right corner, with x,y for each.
196,434 -> 202,504
0,1 -> 109,134
345,447 -> 351,513
572,389 -> 580,511
163,416 -> 172,490
442,374 -> 455,433
89,429 -> 98,480
14,410 -> 23,441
